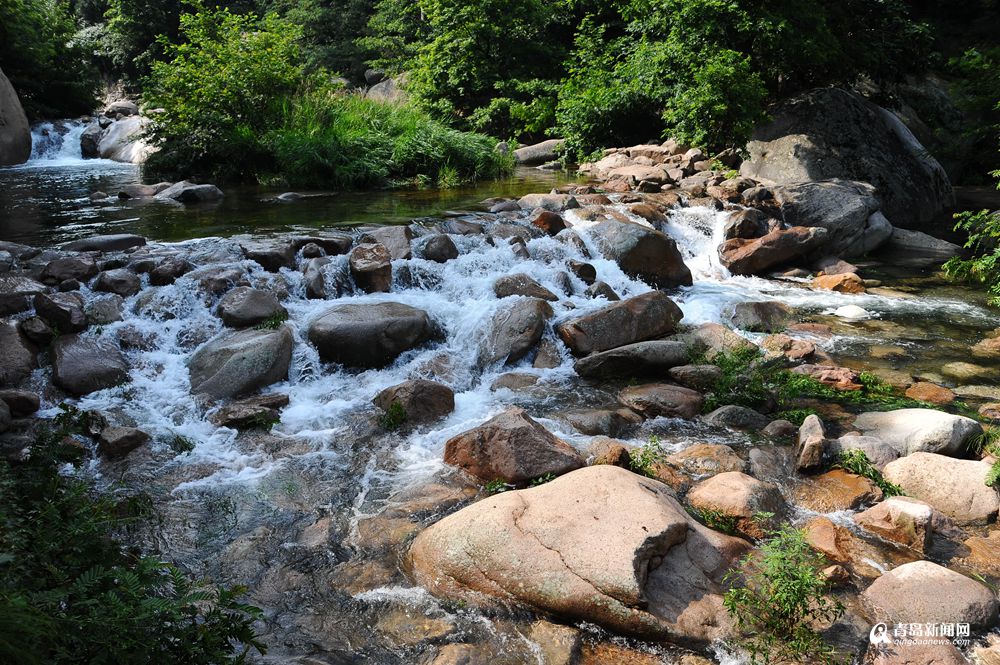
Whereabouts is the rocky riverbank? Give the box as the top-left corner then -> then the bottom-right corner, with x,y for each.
3,165 -> 1000,663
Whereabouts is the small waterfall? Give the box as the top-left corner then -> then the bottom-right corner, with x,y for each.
28,120 -> 89,164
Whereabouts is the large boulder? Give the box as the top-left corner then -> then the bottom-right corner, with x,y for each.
349,243 -> 392,293
479,298 -> 553,366
770,180 -> 893,257
308,302 -> 435,368
586,220 -> 692,288
882,453 -> 999,525
98,116 -> 154,163
409,465 -> 750,643
514,139 -> 564,165
618,383 -> 703,419
872,227 -> 961,268
740,88 -> 954,231
0,324 -> 36,387
720,226 -> 828,276
360,226 -> 412,260
852,409 -> 982,457
62,234 -> 146,252
216,287 -> 286,328
729,301 -> 792,333
443,408 -> 583,483
556,291 -> 683,356
687,471 -> 786,539
854,497 -> 939,553
0,274 -> 46,315
52,335 -> 129,395
33,292 -> 87,333
155,180 -> 224,204
573,340 -> 688,378
0,67 -> 31,166
860,560 -> 997,630
188,325 -> 294,399
93,269 -> 141,297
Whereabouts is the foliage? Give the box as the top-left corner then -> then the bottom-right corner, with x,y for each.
529,472 -> 557,487
774,408 -> 819,426
971,427 -> 1000,488
944,209 -> 1000,306
724,526 -> 844,665
274,0 -> 375,82
833,449 -> 904,497
254,311 -> 289,330
948,47 -> 1000,183
378,400 -> 408,430
0,416 -> 265,664
628,435 -> 667,478
0,0 -> 99,119
690,507 -> 739,535
483,479 -> 511,494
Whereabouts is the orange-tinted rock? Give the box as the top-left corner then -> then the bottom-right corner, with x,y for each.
812,272 -> 866,294
905,381 -> 955,405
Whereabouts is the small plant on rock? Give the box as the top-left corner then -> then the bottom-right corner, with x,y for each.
690,507 -> 739,535
833,449 -> 903,497
724,526 -> 844,665
254,311 -> 289,330
378,401 -> 408,431
483,479 -> 511,494
529,472 -> 557,487
628,435 -> 667,478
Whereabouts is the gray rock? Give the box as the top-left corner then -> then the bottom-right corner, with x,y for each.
94,268 -> 141,297
360,226 -> 412,260
105,100 -> 138,116
584,280 -> 619,301
517,193 -> 580,212
479,299 -> 553,366
149,257 -> 193,285
188,326 -> 294,399
98,116 -> 153,163
882,453 -> 999,525
703,405 -> 770,431
308,302 -> 435,368
18,317 -> 52,347
573,340 -> 688,378
302,257 -> 329,299
373,379 -> 455,425
0,274 -> 46,315
729,301 -> 792,332
587,220 -> 692,288
62,234 -> 147,253
513,139 -> 564,166
830,434 -> 900,470
853,409 -> 982,457
40,256 -> 98,283
86,294 -> 124,324
667,364 -> 723,391
33,292 -> 87,333
557,291 -> 683,356
80,123 -> 102,158
349,243 -> 392,293
0,389 -> 40,417
493,274 -> 558,301
98,426 -> 150,458
422,234 -> 459,263
872,227 -> 961,268
52,335 -> 129,395
155,180 -> 224,203
0,324 -> 36,387
0,67 -> 30,166
216,287 -> 286,328
242,241 -> 295,271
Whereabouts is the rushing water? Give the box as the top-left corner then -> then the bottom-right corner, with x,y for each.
7,121 -> 1000,663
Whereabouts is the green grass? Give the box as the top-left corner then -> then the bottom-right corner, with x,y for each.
833,449 -> 904,497
689,507 -> 739,534
628,435 -> 668,478
484,479 -> 512,494
377,401 -> 408,431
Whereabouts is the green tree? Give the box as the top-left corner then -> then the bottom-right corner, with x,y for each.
271,0 -> 375,82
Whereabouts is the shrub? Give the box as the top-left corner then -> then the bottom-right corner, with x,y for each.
944,208 -> 1000,305
724,526 -> 844,664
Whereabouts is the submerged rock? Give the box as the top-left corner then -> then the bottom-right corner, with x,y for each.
188,325 -> 294,399
409,465 -> 749,643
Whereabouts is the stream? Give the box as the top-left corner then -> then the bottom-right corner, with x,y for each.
3,121 -> 1000,664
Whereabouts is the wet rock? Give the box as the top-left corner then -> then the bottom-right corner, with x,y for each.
566,260 -> 596,285
814,256 -> 859,275
761,333 -> 815,360
241,241 -> 295,272
882,453 -> 999,525
86,294 -> 124,324
559,408 -> 641,437
796,414 -> 827,471
585,436 -> 634,467
517,193 -> 580,212
873,227 -> 960,267
62,233 -> 146,252
149,257 -> 193,285
834,304 -> 870,320
667,364 -> 723,391
688,471 -> 786,539
867,642 -> 969,665
853,409 -> 982,457
584,280 -> 619,301
729,301 -> 792,333
980,403 -> 1000,421
216,287 -> 287,328
373,379 -> 455,425
587,220 -> 692,288
812,272 -> 866,293
790,364 -> 862,391
531,210 -> 566,235
904,381 -> 955,405
360,226 -> 412,260
376,606 -> 455,646
409,465 -> 749,643
529,620 -> 581,665
493,274 -> 558,301
942,361 -> 993,383
349,243 -> 392,293
723,209 -> 769,240
155,180 -> 224,203
491,372 -> 539,391
188,325 -> 294,399
762,419 -> 798,440
720,226 -> 828,276
702,405 -> 769,431
675,322 -> 756,360
308,302 -> 435,368
573,340 -> 688,379
0,274 -> 46,315
33,292 -> 87,333
557,291 -> 683,356
830,434 -> 900,470
93,268 -> 140,297
97,426 -> 150,458
443,407 -> 583,483
791,469 -> 883,512
41,255 -> 98,284
0,401 -> 9,434
52,335 -> 129,395
860,560 -> 998,630
514,139 -> 565,166
422,234 -> 459,263
666,443 -> 745,477
533,338 -> 562,368
18,316 -> 52,347
854,496 -> 938,552
0,389 -> 39,417
618,383 -> 703,419
479,298 -> 553,366
972,335 -> 1000,359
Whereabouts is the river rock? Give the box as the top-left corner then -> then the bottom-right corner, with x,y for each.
443,407 -> 583,483
791,469 -> 883,512
479,298 -> 553,366
86,295 -> 124,324
854,497 -> 937,552
740,88 -> 953,231
52,335 -> 129,395
97,426 -> 150,458
687,471 -> 786,539
373,379 -> 455,424
423,234 -> 459,263
531,210 -> 566,235
216,287 -> 286,328
882,453 -> 999,524
518,193 -> 579,212
33,292 -> 87,333
852,409 -> 982,457
155,180 -> 224,203
0,389 -> 39,417
860,560 -> 998,630
729,301 -> 792,333
308,302 -> 435,368
556,291 -> 683,356
18,316 -> 52,347
409,465 -> 749,643
0,274 -> 46,315
573,340 -> 688,378
241,241 -> 295,272
720,226 -> 828,276
904,381 -> 955,405
514,139 -> 564,165
0,324 -> 36,387
667,364 -> 723,391
830,434 -> 900,470
867,643 -> 969,665
493,274 -> 558,301
586,220 -> 692,288
677,322 -> 757,360
560,409 -> 641,437
94,268 -> 141,297
618,383 -> 703,419
40,256 -> 98,284
95,116 -> 151,162
0,67 -> 30,166
149,257 -> 193,285
62,233 -> 146,253
812,272 -> 866,294
872,227 -> 960,267
702,405 -> 769,431
666,443 -> 745,478
360,226 -> 412,260
791,364 -> 862,391
770,180 -> 892,257
349,243 -> 392,293
796,414 -> 827,471
188,325 -> 293,399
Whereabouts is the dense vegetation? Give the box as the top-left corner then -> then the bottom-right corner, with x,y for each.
0,407 -> 265,664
